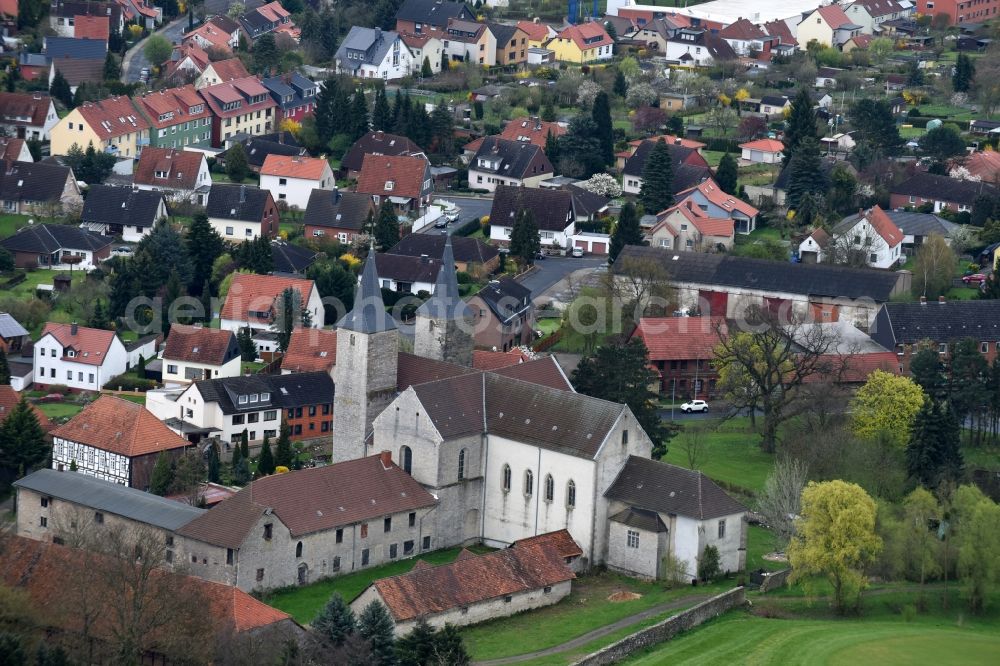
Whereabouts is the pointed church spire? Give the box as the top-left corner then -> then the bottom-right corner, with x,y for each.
337,249 -> 396,333
417,234 -> 473,320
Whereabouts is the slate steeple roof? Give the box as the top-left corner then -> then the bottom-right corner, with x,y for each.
338,249 -> 396,333
417,234 -> 472,321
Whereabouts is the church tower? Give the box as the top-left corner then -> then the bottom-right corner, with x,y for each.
331,251 -> 398,463
414,235 -> 474,366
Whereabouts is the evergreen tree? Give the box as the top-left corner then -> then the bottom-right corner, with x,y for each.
371,85 -> 392,132
149,451 -> 173,495
431,625 -> 470,665
88,299 -> 110,330
357,600 -> 397,666
849,98 -> 904,158
163,268 -> 184,334
609,202 -> 642,263
613,69 -> 628,98
906,400 -> 964,487
258,435 -> 276,476
0,633 -> 25,666
509,209 -> 540,267
421,56 -> 433,78
782,87 -> 817,165
314,593 -> 356,648
0,397 -> 48,478
241,428 -> 250,460
274,420 -> 293,468
0,348 -> 10,385
395,619 -> 436,665
226,143 -> 249,182
314,78 -> 338,146
69,459 -> 77,471
237,327 -> 257,362
200,278 -> 213,323
103,51 -> 119,81
910,347 -> 948,401
544,129 -> 560,165
786,137 -> 826,211
666,115 -> 684,136
207,442 -> 221,484
591,91 -> 614,166
715,153 -> 738,195
374,199 -> 400,251
50,70 -> 72,108
431,102 -> 455,157
186,213 -> 225,292
541,99 -> 555,122
232,446 -> 250,485
350,89 -> 370,142
274,286 -> 304,353
252,33 -> 280,74
638,139 -> 674,214
954,52 -> 974,92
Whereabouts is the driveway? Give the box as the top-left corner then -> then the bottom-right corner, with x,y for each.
520,256 -> 606,303
122,16 -> 190,83
418,195 -> 493,236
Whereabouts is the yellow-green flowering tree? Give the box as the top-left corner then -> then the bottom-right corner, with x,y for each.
850,370 -> 926,447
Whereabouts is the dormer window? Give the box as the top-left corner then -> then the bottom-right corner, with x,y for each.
238,395 -> 249,405
155,170 -> 168,178
261,392 -> 270,401
385,180 -> 394,191
249,394 -> 259,403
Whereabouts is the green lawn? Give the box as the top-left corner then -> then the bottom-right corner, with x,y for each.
745,525 -> 786,573
701,150 -> 726,168
0,213 -> 32,239
35,402 -> 85,420
749,226 -> 784,241
7,269 -> 87,299
462,572 -> 731,662
661,418 -> 775,495
264,545 -> 493,624
118,394 -> 146,406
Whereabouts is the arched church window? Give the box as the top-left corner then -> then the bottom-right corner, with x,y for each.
295,541 -> 303,558
524,470 -> 534,497
400,446 -> 412,474
502,464 -> 511,492
544,474 -> 554,502
567,480 -> 576,508
458,449 -> 466,480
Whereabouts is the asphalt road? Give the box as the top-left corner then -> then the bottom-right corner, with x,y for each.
418,195 -> 493,236
519,255 -> 606,298
123,17 -> 190,83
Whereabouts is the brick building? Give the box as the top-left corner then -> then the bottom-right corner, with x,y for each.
630,316 -> 725,400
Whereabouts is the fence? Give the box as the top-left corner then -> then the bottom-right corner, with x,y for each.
570,587 -> 746,666
532,329 -> 563,353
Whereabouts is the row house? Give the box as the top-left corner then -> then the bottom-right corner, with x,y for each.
132,147 -> 212,205
33,322 -> 127,392
335,26 -> 414,80
400,32 -> 445,74
50,95 -> 150,158
132,84 -> 213,149
199,76 -> 277,147
261,73 -> 318,123
0,92 -> 59,141
844,0 -> 912,33
394,0 -> 476,37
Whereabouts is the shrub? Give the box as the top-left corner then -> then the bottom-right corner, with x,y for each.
47,384 -> 70,396
698,545 -> 721,581
103,375 -> 156,392
456,271 -> 472,284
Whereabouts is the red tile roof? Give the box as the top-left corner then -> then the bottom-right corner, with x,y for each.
184,19 -> 235,51
627,134 -> 706,151
204,58 -> 250,84
631,316 -> 727,361
74,14 -> 109,41
516,20 -> 552,42
661,200 -> 734,238
676,178 -> 759,219
51,395 -> 190,458
257,0 -> 290,21
163,324 -> 236,366
816,4 -> 854,29
201,76 -> 276,120
512,529 -> 583,559
133,147 -> 206,190
167,42 -> 211,75
281,327 -> 337,374
0,137 -> 26,164
260,154 -> 330,181
0,92 -> 53,128
803,351 -> 900,383
133,84 -> 211,130
556,21 -> 613,52
75,96 -> 149,141
718,18 -> 766,41
41,322 -> 116,366
738,138 -> 784,154
961,151 -> 1000,181
0,384 -> 52,431
472,348 -> 530,371
356,153 -> 428,200
0,0 -> 16,18
464,116 -> 566,153
220,273 -> 316,324
763,20 -> 797,47
865,205 -> 904,247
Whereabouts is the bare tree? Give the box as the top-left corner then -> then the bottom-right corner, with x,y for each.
678,426 -> 707,470
911,234 -> 957,300
606,253 -> 676,322
756,457 -> 808,548
824,222 -> 888,268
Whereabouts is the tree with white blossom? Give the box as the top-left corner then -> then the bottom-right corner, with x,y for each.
577,80 -> 603,110
626,83 -> 657,109
579,173 -> 623,198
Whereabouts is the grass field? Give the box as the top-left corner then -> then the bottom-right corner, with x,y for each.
745,525 -> 786,573
7,269 -> 87,298
264,545 -> 493,624
662,418 -> 774,495
35,402 -> 85,420
0,213 -> 32,239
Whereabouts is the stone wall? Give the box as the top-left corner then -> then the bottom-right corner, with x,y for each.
570,587 -> 746,666
758,568 -> 792,594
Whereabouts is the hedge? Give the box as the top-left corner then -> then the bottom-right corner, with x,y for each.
1,272 -> 26,289
453,216 -> 481,237
103,375 -> 156,392
702,136 -> 740,153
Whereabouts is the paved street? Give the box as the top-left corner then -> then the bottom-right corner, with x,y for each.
418,195 -> 492,236
122,17 -> 190,83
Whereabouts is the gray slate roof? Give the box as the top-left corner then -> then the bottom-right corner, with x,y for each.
395,0 -> 475,27
472,136 -> 551,180
0,313 -> 28,340
44,36 -> 106,61
205,183 -> 270,222
338,250 -> 397,333
884,211 -> 957,238
388,233 -> 498,265
605,456 -> 746,520
14,468 -> 205,530
303,190 -> 373,231
335,26 -> 400,68
872,301 -> 1000,345
490,185 -> 573,232
1,224 -> 111,255
81,185 -> 165,229
474,278 -> 531,324
0,161 -> 73,203
270,241 -> 317,274
616,246 -> 902,302
891,172 -> 997,207
194,371 -> 333,415
417,235 -> 473,321
609,506 -> 668,532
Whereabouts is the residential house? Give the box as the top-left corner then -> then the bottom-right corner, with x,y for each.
1,534 -> 299,656
675,178 -> 759,234
911,0 -> 995,25
797,5 -> 863,49
616,133 -> 706,169
335,26 -> 413,81
605,456 -> 747,580
45,37 -> 106,92
739,138 -> 783,164
121,0 -> 161,30
375,253 -> 443,295
280,327 -> 338,376
195,57 -> 251,89
615,245 -> 907,327
646,200 -> 735,252
49,1 -> 123,37
621,138 -> 711,197
797,227 -> 830,264
50,96 -> 149,158
516,19 -> 556,48
356,153 -> 433,213
239,1 -> 297,41
303,189 -> 375,242
0,138 -> 31,165
758,94 -> 791,116
889,172 -> 996,213
351,538 -> 575,634
0,313 -> 29,355
271,240 -> 318,275
468,137 -> 554,192
33,323 -> 127,392
625,16 -> 682,52
843,33 -> 874,53
226,132 -> 305,173
79,185 -> 167,242
884,210 -> 958,251
146,371 -> 335,449
163,42 -> 212,82
0,92 -> 59,140
170,454 -> 436,590
387,233 -> 500,277
71,13 -> 109,42
566,184 -> 611,225
342,130 -> 426,179
468,277 -> 534,351
132,85 -> 213,149
1,224 -> 108,269
395,0 -> 476,37
441,19 -> 497,66
0,161 -> 82,216
871,300 -> 1000,373
132,147 -> 211,204
219,272 -> 323,333
199,76 -> 277,147
845,0 -> 910,33
261,73 -> 318,123
259,154 -> 335,210
205,183 -> 279,242
659,92 -> 698,112
829,206 -> 904,269
463,116 -> 566,156
958,150 -> 1000,183
488,22 -> 530,67
762,19 -> 798,54
17,53 -> 50,83
45,33 -> 107,59
631,316 -> 725,398
546,22 -> 614,63
400,32 -> 446,74
162,324 -> 241,385
184,14 -> 241,53
661,29 -> 737,68
718,18 -> 774,57
489,185 -> 574,250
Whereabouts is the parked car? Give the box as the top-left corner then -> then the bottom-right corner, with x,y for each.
962,273 -> 987,285
434,217 -> 448,228
681,400 -> 709,413
571,247 -> 584,258
112,246 -> 133,257
535,252 -> 547,260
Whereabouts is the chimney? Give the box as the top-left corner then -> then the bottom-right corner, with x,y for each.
70,322 -> 78,336
420,254 -> 429,263
240,184 -> 246,203
379,450 -> 393,469
920,295 -> 927,304
938,295 -> 946,303
375,26 -> 382,42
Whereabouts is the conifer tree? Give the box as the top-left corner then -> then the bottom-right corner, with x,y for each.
786,136 -> 825,211
715,153 -> 738,195
207,442 -> 221,484
274,420 -> 293,468
0,397 -> 48,478
613,69 -> 628,98
186,213 -> 225,292
609,202 -> 642,262
782,87 -> 817,165
149,451 -> 173,495
0,348 -> 9,385
906,400 -> 964,487
313,593 -> 356,648
541,100 -> 556,122
371,85 -> 392,132
395,619 -> 436,665
50,70 -> 72,108
241,429 -> 250,460
421,56 -> 432,78
237,327 -> 256,362
225,143 -> 249,182
638,139 -> 674,214
954,53 -> 974,92
374,199 -> 400,251
357,601 -> 396,666
350,89 -> 370,142
257,434 -> 275,476
88,299 -> 110,330
910,347 -> 948,402
509,209 -> 540,267
591,91 -> 614,166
